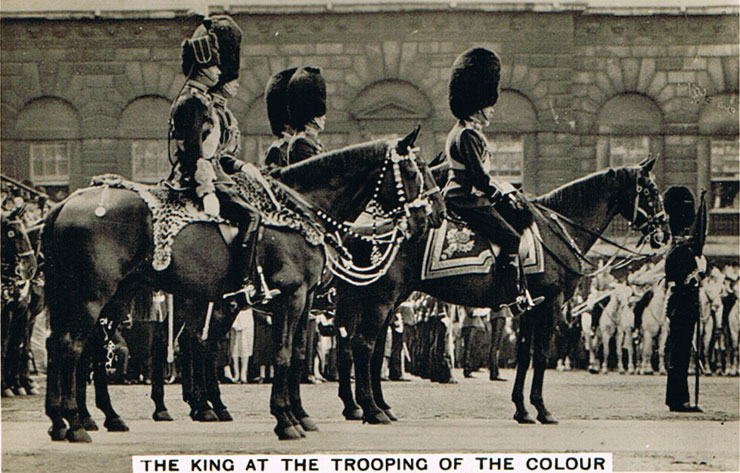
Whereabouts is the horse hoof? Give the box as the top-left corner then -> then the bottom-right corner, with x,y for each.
513,411 -> 536,424
27,386 -> 40,395
383,408 -> 398,422
2,388 -> 14,398
81,416 -> 99,431
618,369 -> 625,375
292,423 -> 307,437
642,370 -> 654,376
342,407 -> 363,421
299,416 -> 319,432
275,425 -> 303,441
66,427 -> 92,443
216,409 -> 233,422
588,368 -> 599,375
153,410 -> 174,422
197,409 -> 219,422
362,411 -> 392,425
48,425 -> 68,441
537,412 -> 559,424
14,386 -> 27,396
104,417 -> 129,432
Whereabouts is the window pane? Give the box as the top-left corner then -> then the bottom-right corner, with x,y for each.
488,134 -> 523,184
609,136 -> 649,168
710,138 -> 740,210
29,141 -> 71,185
131,140 -> 169,183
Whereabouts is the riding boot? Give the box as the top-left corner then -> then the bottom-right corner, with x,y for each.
219,193 -> 280,308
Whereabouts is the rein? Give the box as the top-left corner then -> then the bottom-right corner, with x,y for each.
529,197 -> 664,279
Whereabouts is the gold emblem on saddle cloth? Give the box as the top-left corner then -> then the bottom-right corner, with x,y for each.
442,227 -> 476,259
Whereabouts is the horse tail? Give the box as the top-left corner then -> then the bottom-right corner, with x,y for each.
41,202 -> 68,333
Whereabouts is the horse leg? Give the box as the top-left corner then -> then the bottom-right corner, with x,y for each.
658,322 -> 669,375
512,312 -> 535,424
529,304 -> 558,424
204,336 -> 232,422
641,328 -> 654,375
269,287 -> 307,441
371,316 -> 396,421
352,304 -> 391,425
76,334 -> 98,431
288,299 -> 317,434
59,325 -> 95,442
150,321 -> 174,421
600,325 -> 612,374
703,318 -> 714,376
45,333 -> 68,440
616,329 -> 627,374
335,309 -> 362,420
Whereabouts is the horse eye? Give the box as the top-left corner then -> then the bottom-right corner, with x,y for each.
7,231 -> 14,238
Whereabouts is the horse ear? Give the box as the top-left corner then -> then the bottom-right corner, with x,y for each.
396,125 -> 421,155
639,155 -> 658,175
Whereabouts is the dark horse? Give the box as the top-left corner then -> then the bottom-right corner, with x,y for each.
1,207 -> 39,397
335,157 -> 669,424
43,130 -> 437,442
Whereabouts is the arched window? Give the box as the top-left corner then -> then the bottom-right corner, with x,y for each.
14,97 -> 81,198
596,94 -> 663,236
120,96 -> 171,183
597,93 -> 663,169
698,92 -> 739,236
486,90 -> 537,187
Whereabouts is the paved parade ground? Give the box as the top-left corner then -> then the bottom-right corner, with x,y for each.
2,369 -> 738,473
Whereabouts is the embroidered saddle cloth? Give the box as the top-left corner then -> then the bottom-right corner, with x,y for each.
420,218 -> 545,281
91,170 -> 323,271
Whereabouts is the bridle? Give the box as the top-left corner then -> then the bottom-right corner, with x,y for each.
321,143 -> 440,286
1,217 -> 35,303
630,173 -> 668,247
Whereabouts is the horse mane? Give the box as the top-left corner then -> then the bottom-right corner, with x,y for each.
534,167 -> 631,212
270,140 -> 388,188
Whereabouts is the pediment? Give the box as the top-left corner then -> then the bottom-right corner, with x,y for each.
352,97 -> 428,120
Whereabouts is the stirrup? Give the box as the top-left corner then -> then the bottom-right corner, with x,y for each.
256,265 -> 281,303
499,293 -> 545,317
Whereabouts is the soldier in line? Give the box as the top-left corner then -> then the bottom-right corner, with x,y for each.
663,185 -> 707,412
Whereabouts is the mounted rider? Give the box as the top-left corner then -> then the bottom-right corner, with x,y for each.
168,16 -> 272,307
286,66 -> 327,164
443,47 -> 543,316
263,67 -> 298,168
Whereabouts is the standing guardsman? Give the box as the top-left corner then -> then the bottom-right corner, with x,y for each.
169,16 -> 269,306
263,68 -> 298,168
443,47 -> 543,316
663,185 -> 708,412
286,66 -> 327,164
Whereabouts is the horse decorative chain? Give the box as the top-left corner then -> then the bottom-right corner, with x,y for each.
323,146 -> 430,286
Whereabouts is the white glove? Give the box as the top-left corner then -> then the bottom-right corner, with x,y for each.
203,192 -> 220,217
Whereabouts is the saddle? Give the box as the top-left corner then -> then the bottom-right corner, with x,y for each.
420,216 -> 544,281
90,171 -> 323,271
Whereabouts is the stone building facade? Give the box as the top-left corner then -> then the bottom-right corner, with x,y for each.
1,2 -> 738,254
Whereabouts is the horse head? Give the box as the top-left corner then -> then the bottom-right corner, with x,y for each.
618,156 -> 670,249
372,126 -> 445,233
1,206 -> 37,282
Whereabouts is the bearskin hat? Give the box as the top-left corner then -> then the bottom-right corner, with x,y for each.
663,185 -> 696,236
448,47 -> 501,120
287,66 -> 327,131
181,16 -> 242,84
265,67 -> 297,137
